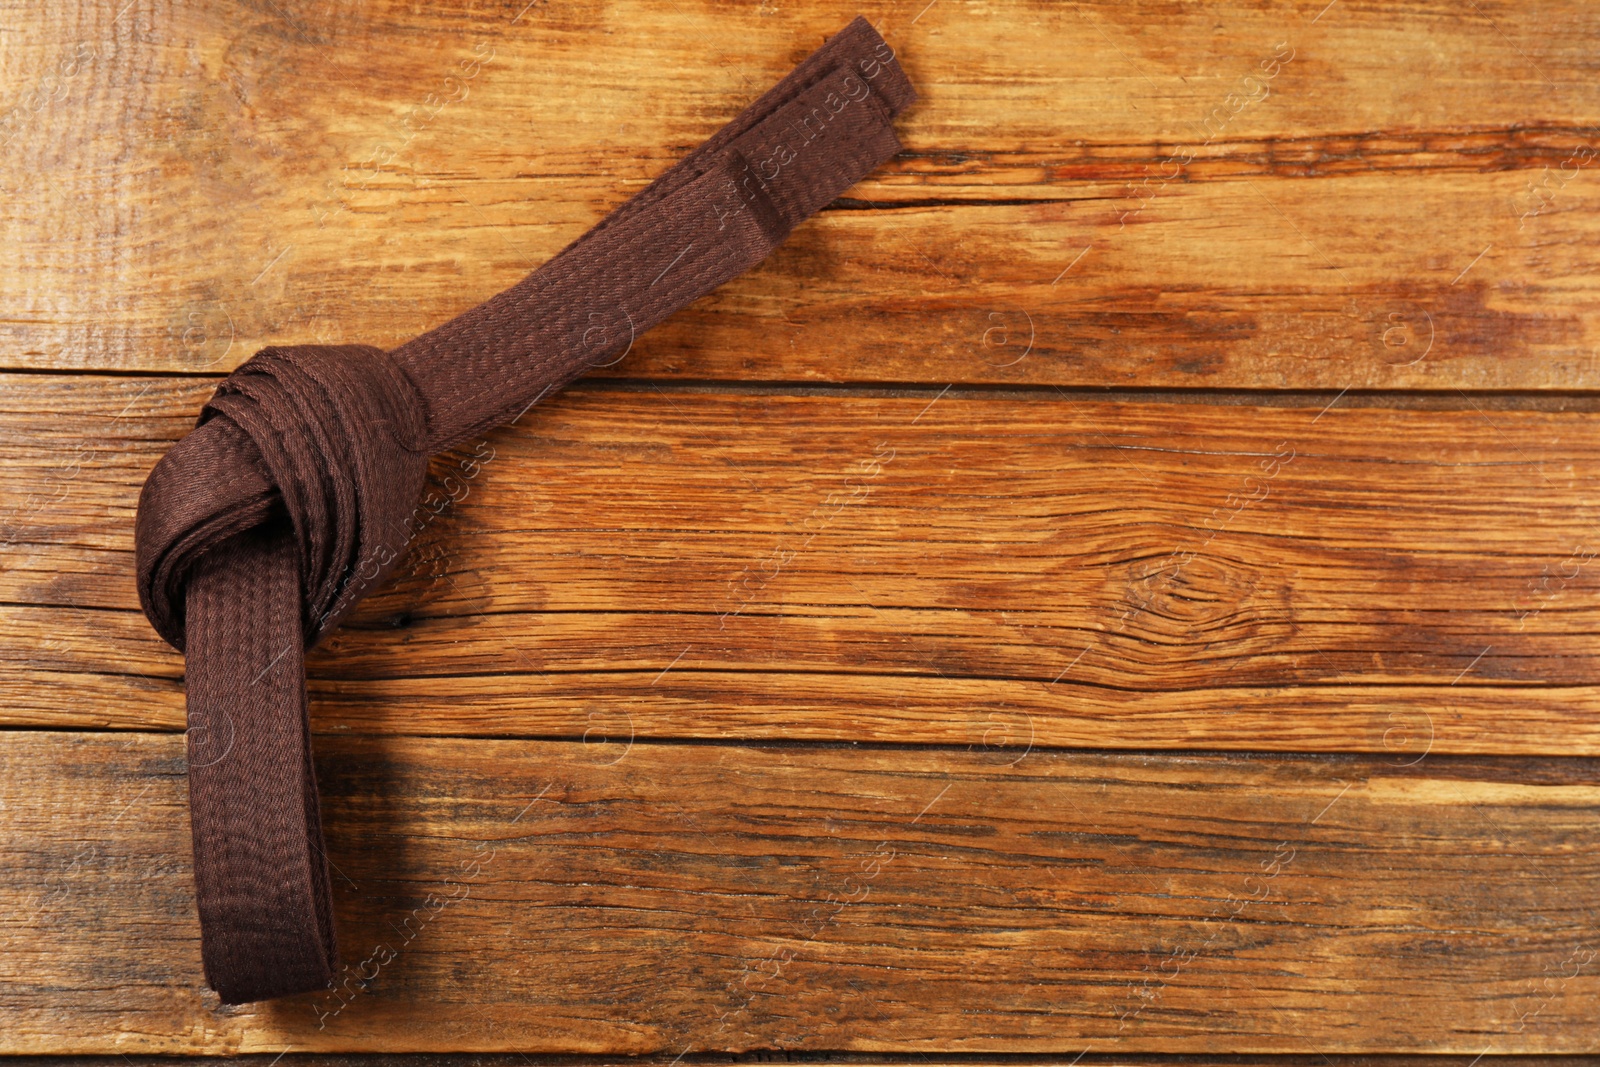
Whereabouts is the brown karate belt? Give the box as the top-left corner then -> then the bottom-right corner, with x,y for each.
133,15 -> 915,1005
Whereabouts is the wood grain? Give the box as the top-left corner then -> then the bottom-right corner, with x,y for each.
3,1 -> 1600,387
7,0 -> 1600,1053
3,730 -> 1597,1053
5,374 -> 1600,754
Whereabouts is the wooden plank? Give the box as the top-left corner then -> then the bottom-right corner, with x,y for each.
6,375 -> 1600,754
4,1 -> 1600,387
2,730 -> 1596,1053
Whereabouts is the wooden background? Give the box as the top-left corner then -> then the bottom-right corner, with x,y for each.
4,0 -> 1600,1057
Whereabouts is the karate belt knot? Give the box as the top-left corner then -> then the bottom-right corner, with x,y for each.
138,344 -> 430,656
129,14 -> 914,1006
